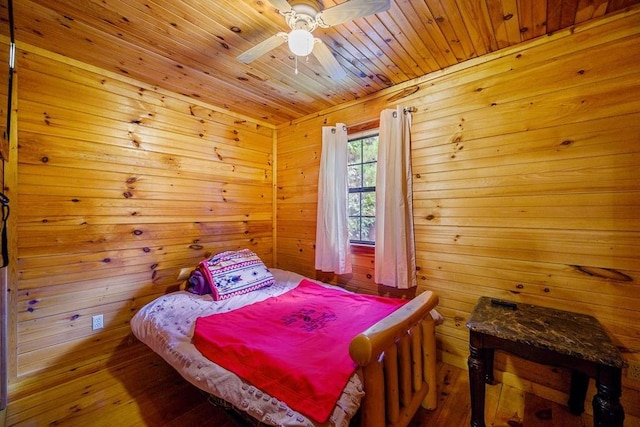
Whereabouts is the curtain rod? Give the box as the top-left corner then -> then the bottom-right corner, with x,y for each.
346,106 -> 417,129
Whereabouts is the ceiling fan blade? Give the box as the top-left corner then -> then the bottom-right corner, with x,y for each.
316,0 -> 390,27
312,39 -> 347,80
267,0 -> 292,13
237,32 -> 287,64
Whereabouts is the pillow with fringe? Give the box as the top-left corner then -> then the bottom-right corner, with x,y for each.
189,249 -> 274,300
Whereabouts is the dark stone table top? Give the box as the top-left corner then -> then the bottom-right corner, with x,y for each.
466,296 -> 625,368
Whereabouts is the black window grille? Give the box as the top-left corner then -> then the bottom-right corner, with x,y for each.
347,133 -> 378,245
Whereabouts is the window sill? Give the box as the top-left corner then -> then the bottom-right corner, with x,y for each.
350,243 -> 374,255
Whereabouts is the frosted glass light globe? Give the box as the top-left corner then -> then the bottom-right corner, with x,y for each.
288,29 -> 314,57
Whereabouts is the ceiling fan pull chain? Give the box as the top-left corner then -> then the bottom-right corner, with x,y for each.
295,55 -> 299,75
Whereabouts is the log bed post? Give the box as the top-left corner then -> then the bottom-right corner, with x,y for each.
349,291 -> 439,427
422,315 -> 437,410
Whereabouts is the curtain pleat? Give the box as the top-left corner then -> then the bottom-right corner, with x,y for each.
374,106 -> 416,288
315,124 -> 352,274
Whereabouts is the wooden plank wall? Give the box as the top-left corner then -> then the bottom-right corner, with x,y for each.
0,40 -> 9,159
5,45 -> 274,424
277,8 -> 640,419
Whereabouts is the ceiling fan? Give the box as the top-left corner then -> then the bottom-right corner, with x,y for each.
236,0 -> 391,80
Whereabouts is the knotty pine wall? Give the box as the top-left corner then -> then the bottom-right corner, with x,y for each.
4,44 -> 274,424
2,7 -> 639,426
277,8 -> 640,418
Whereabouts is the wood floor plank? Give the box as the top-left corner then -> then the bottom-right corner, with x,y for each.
523,392 -> 582,426
8,357 -> 640,426
409,361 -> 461,425
163,398 -> 237,427
494,383 -> 525,427
484,382 -> 503,425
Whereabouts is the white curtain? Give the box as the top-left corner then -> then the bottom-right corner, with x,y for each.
315,123 -> 352,274
375,106 -> 416,288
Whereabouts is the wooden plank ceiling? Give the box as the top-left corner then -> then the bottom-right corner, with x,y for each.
9,0 -> 640,125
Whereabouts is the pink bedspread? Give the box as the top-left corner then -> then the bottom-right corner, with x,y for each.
193,279 -> 408,423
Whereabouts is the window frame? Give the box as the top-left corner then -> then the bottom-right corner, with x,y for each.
347,129 -> 379,246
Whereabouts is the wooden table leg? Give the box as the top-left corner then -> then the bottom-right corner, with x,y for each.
483,348 -> 494,385
468,334 -> 486,427
568,370 -> 589,415
592,367 -> 624,427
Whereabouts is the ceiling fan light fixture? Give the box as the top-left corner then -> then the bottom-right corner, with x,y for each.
287,29 -> 314,56
239,0 -> 391,79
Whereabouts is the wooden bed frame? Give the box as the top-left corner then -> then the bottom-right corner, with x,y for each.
349,290 -> 439,427
207,289 -> 440,427
169,272 -> 440,427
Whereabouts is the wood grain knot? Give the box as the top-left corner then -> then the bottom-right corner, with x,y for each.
572,265 -> 632,282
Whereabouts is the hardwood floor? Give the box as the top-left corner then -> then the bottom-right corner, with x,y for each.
124,357 -> 638,427
6,343 -> 639,426
411,362 -> 589,427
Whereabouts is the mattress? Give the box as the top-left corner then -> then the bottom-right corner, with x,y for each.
131,268 -> 364,427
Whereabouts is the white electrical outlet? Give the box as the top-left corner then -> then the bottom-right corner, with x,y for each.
92,314 -> 104,330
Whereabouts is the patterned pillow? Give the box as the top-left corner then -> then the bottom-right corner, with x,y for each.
196,249 -> 274,300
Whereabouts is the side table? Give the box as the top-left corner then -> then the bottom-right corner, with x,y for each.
466,296 -> 625,427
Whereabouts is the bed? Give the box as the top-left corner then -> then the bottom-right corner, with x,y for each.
131,257 -> 440,427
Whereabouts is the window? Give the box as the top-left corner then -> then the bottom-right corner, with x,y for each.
347,131 -> 378,245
